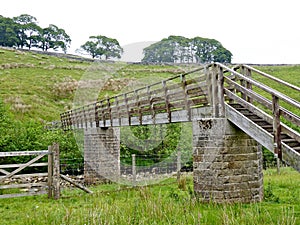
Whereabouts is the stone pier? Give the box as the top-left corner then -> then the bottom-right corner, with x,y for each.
193,118 -> 263,203
84,127 -> 120,184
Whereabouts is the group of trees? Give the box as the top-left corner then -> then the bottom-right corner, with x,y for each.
1,14 -> 232,63
0,14 -> 71,53
142,36 -> 232,64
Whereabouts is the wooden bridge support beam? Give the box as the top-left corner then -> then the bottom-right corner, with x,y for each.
193,118 -> 263,203
84,127 -> 120,184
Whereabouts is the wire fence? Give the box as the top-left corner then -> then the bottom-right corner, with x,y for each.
60,153 -> 192,186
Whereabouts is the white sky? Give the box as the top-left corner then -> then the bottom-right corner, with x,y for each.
2,0 -> 300,64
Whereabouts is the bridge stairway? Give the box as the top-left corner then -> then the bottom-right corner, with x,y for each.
227,103 -> 300,172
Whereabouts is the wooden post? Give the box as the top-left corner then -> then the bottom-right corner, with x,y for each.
240,66 -> 247,101
206,68 -> 213,107
52,143 -> 60,199
181,74 -> 191,121
132,154 -> 136,187
124,93 -> 131,126
134,90 -> 142,125
107,98 -> 112,126
47,145 -> 53,198
211,64 -> 219,117
246,68 -> 253,103
177,150 -> 181,182
162,80 -> 171,123
95,102 -> 99,127
272,95 -> 281,174
217,65 -> 225,117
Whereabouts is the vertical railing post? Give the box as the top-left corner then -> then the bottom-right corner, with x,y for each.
211,64 -> 219,117
124,93 -> 131,126
245,68 -> 253,103
177,150 -> 181,182
181,74 -> 191,121
95,102 -> 99,127
272,95 -> 282,173
206,66 -> 213,108
47,145 -> 53,199
52,143 -> 60,199
217,65 -> 225,117
162,80 -> 171,123
132,154 -> 136,187
240,65 -> 247,101
107,98 -> 112,126
115,96 -> 121,126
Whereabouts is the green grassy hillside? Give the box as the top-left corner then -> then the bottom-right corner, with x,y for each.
0,48 -> 194,122
1,48 -> 299,123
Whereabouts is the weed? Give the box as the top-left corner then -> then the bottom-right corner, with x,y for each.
264,181 -> 280,202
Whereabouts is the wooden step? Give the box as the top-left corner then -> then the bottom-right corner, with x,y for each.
282,139 -> 300,147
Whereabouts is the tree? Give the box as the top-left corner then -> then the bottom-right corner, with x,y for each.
192,37 -> 232,63
13,14 -> 42,49
143,36 -> 191,63
0,16 -> 19,47
80,35 -> 123,59
36,24 -> 71,52
142,35 -> 232,64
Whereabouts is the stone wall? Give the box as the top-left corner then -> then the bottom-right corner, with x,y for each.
84,127 -> 120,184
193,118 -> 263,203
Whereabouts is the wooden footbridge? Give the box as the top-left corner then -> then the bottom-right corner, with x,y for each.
61,63 -> 300,172
60,63 -> 300,202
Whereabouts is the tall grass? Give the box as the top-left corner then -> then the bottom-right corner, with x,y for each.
0,168 -> 299,225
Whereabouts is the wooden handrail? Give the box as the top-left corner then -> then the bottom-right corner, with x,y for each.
216,63 -> 300,109
241,64 -> 300,92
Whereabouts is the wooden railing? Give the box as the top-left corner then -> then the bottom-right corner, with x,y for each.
61,66 -> 212,129
217,63 -> 300,159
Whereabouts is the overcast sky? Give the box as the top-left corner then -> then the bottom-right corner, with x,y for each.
2,0 -> 300,64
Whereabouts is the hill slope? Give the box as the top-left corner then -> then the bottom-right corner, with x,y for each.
0,47 -> 299,123
0,48 -> 191,122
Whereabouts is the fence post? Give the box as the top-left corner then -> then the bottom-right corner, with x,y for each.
177,151 -> 181,182
47,145 -> 53,199
132,154 -> 136,187
52,143 -> 60,199
272,95 -> 281,174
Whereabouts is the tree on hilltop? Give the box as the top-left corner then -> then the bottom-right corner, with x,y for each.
13,14 -> 41,49
0,14 -> 71,53
35,24 -> 71,53
0,16 -> 20,47
142,35 -> 232,64
79,35 -> 123,59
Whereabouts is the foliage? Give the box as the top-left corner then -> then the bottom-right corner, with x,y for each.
120,123 -> 192,166
0,14 -> 71,52
142,35 -> 232,63
36,24 -> 71,53
79,35 -> 123,59
0,168 -> 299,224
0,97 -> 81,165
13,14 -> 41,49
0,16 -> 20,47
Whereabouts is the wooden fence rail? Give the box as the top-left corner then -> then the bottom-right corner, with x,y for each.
0,143 -> 92,199
0,144 -> 60,199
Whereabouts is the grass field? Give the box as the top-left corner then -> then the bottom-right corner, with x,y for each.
0,167 -> 299,225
